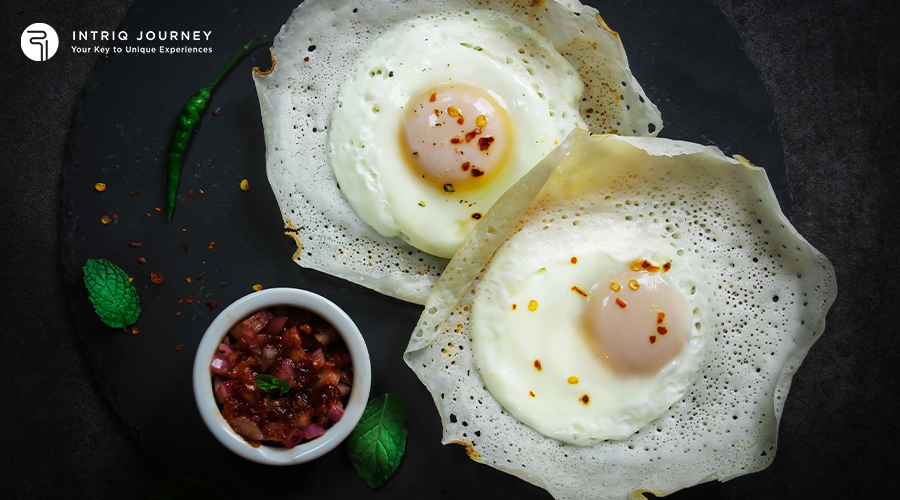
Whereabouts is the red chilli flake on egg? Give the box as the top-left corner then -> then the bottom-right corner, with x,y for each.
571,285 -> 588,297
478,136 -> 495,151
429,92 -> 437,102
615,297 -> 627,308
465,128 -> 482,142
649,335 -> 657,344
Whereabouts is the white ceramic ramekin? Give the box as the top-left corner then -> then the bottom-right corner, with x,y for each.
192,287 -> 371,465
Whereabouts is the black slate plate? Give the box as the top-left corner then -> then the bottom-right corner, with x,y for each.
61,0 -> 788,497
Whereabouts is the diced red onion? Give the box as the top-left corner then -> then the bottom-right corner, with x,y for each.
314,326 -> 340,345
230,416 -> 265,441
326,402 -> 344,422
309,348 -> 325,369
303,423 -> 325,439
284,429 -> 305,448
263,316 -> 289,334
334,350 -> 352,368
289,347 -> 307,362
283,325 -> 302,348
241,310 -> 274,338
337,382 -> 351,397
216,380 -> 238,404
217,342 -> 233,357
210,354 -> 230,376
274,359 -> 297,388
228,322 -> 243,340
317,366 -> 340,387
260,345 -> 278,371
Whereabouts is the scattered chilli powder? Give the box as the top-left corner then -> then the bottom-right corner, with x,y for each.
252,284 -> 263,292
137,257 -> 147,265
212,109 -> 219,116
132,326 -> 139,335
205,301 -> 218,311
196,274 -> 203,280
181,243 -> 189,252
150,270 -> 164,284
129,242 -> 141,248
208,241 -> 216,250
198,189 -> 204,195
185,294 -> 195,304
186,277 -> 192,283
176,344 -> 184,350
101,215 -> 111,225
188,190 -> 194,196
94,183 -> 106,192
130,190 -> 139,196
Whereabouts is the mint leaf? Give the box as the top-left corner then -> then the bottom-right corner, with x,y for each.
83,258 -> 140,330
348,393 -> 408,488
149,474 -> 228,500
254,374 -> 289,395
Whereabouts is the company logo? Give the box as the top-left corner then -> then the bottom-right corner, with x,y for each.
21,23 -> 59,61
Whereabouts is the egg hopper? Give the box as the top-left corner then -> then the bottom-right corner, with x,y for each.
61,0 -> 790,497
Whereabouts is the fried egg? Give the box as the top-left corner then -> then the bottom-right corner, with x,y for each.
405,130 -> 836,499
254,0 -> 661,303
328,10 -> 586,258
471,220 -> 707,445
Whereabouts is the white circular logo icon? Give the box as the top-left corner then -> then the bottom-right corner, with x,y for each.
21,23 -> 59,62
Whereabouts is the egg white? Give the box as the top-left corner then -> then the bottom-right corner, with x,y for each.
471,216 -> 705,444
327,10 -> 587,259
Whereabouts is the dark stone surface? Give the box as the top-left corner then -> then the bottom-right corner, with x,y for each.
1,0 -> 896,498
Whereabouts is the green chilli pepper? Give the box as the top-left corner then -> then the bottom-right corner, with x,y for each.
166,35 -> 266,220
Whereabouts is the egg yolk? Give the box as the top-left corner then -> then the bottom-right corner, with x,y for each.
402,81 -> 511,190
582,270 -> 689,375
